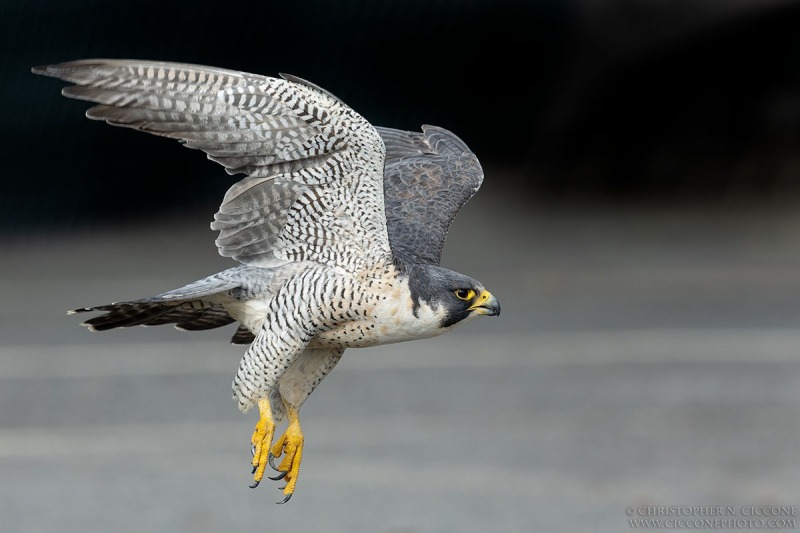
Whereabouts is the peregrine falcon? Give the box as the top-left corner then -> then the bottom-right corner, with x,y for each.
34,60 -> 500,503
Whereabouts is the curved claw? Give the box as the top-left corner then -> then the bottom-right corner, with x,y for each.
251,465 -> 257,475
276,493 -> 293,505
268,452 -> 280,471
251,444 -> 256,457
268,471 -> 287,481
249,480 -> 260,489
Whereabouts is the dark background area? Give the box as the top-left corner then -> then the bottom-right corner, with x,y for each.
4,0 -> 800,232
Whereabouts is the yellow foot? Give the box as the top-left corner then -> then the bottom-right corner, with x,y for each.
269,406 -> 304,504
249,398 -> 275,489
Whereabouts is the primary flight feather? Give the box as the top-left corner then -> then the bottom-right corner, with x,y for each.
34,59 -> 500,503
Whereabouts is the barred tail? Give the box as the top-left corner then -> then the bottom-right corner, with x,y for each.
69,270 -> 257,345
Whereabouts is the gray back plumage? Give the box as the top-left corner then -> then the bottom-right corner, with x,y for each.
377,125 -> 484,266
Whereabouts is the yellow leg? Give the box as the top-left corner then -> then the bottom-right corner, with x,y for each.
249,398 -> 275,489
269,404 -> 304,504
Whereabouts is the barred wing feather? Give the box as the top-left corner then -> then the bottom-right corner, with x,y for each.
34,60 -> 391,270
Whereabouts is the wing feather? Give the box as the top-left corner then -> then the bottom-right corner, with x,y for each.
35,59 -> 391,269
377,125 -> 484,265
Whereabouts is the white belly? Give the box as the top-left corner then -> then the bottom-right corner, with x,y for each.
223,271 -> 451,349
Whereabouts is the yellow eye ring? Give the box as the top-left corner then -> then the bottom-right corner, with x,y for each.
454,289 -> 475,301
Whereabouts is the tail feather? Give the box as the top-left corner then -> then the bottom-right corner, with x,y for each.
74,302 -> 173,331
72,299 -> 240,335
139,309 -> 193,326
68,266 -> 282,344
231,325 -> 256,345
175,307 -> 236,331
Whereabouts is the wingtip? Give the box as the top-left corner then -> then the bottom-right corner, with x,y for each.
31,61 -> 85,76
32,59 -> 118,80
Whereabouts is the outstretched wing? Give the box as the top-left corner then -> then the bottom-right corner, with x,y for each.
34,60 -> 391,271
377,125 -> 484,266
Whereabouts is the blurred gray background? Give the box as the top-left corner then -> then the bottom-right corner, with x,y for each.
3,0 -> 800,531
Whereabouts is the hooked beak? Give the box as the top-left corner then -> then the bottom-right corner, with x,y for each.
468,290 -> 501,317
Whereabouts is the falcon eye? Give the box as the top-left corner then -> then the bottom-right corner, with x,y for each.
454,289 -> 475,301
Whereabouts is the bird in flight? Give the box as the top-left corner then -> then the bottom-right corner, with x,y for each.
34,59 -> 500,503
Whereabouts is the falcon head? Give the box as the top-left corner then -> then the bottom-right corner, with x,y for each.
407,265 -> 500,329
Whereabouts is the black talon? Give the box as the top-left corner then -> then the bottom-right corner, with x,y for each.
249,480 -> 260,489
276,493 -> 293,504
268,471 -> 287,481
268,452 -> 280,471
251,465 -> 257,475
